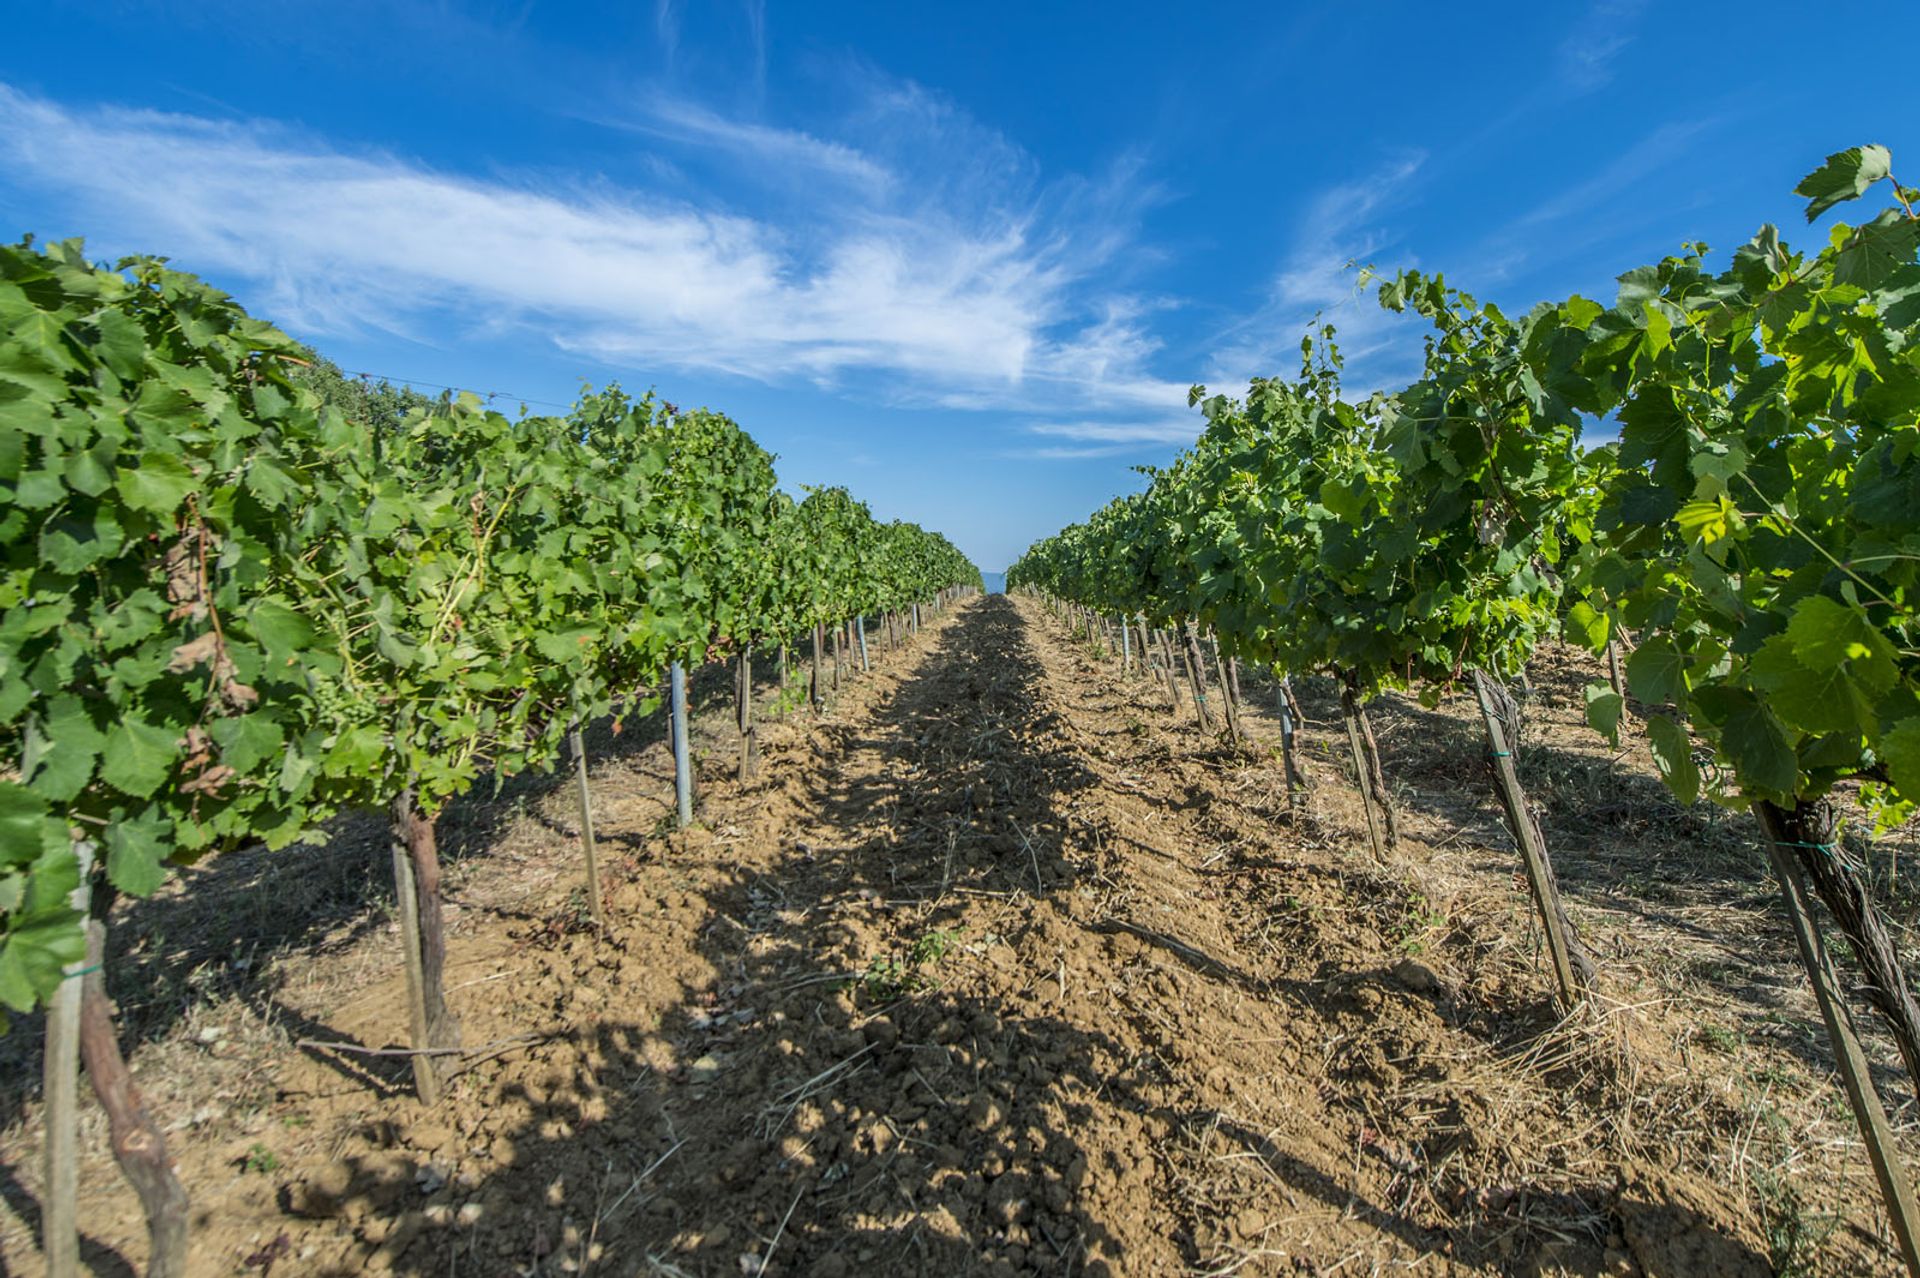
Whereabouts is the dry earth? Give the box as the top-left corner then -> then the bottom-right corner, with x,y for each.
2,593 -> 1916,1276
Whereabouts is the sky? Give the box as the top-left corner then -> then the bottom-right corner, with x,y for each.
2,1 -> 1914,573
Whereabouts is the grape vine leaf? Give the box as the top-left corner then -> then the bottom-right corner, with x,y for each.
1645,714 -> 1700,806
1795,145 -> 1893,221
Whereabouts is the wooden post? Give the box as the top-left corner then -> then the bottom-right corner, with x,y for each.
43,841 -> 94,1278
1606,641 -> 1629,726
1274,673 -> 1305,806
810,625 -> 824,711
1339,681 -> 1388,862
1756,805 -> 1920,1278
78,902 -> 190,1277
831,620 -> 843,692
1210,633 -> 1242,745
1157,628 -> 1184,715
1470,669 -> 1589,1007
391,789 -> 460,1102
670,661 -> 693,827
1180,623 -> 1214,733
1120,616 -> 1132,673
737,647 -> 758,780
569,723 -> 605,929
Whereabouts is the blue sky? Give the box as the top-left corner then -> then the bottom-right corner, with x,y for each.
2,2 -> 1914,572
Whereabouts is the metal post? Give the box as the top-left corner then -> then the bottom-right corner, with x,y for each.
670,661 -> 693,828
857,616 -> 870,672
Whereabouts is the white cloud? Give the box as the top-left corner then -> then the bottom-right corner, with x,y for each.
1556,0 -> 1650,92
1204,152 -> 1428,397
0,82 -> 1178,421
614,98 -> 893,191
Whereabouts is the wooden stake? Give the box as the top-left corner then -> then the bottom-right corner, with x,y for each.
1210,633 -> 1242,746
43,841 -> 93,1278
1470,669 -> 1588,1008
1757,805 -> 1920,1278
569,723 -> 605,930
737,648 -> 758,781
1339,681 -> 1387,862
1180,623 -> 1214,733
1606,640 -> 1631,727
1274,673 -> 1306,805
811,624 -> 825,711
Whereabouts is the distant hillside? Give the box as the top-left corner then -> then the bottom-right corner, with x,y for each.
981,571 -> 1007,594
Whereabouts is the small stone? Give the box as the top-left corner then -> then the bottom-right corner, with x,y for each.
414,1162 -> 450,1195
690,1054 -> 724,1081
423,1204 -> 453,1229
456,1202 -> 485,1228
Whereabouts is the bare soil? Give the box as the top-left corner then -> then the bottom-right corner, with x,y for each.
2,594 -> 1915,1276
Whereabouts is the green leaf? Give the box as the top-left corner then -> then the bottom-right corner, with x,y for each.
1565,601 -> 1609,652
104,805 -> 171,896
1834,212 -> 1920,290
0,906 -> 87,1015
1626,638 -> 1688,706
1646,714 -> 1700,806
1750,634 -> 1873,737
100,716 -> 179,798
1583,683 -> 1624,746
208,713 -> 284,774
326,725 -> 386,774
92,308 -> 147,380
1694,687 -> 1799,799
23,695 -> 103,802
0,781 -> 64,866
116,451 -> 198,515
1884,717 -> 1920,807
249,598 -> 315,654
1795,144 -> 1894,221
1786,595 -> 1897,695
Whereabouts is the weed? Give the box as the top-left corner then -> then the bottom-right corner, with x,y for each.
1753,1166 -> 1836,1276
1697,1024 -> 1744,1053
859,927 -> 961,1001
1388,890 -> 1446,954
241,1143 -> 279,1174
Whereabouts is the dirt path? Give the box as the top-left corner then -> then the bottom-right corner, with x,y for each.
2,594 -> 1903,1275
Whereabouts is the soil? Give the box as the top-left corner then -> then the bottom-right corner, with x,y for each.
2,594 -> 1915,1275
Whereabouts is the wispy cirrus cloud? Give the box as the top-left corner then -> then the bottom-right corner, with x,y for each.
1556,0 -> 1650,92
1204,151 -> 1428,397
607,97 -> 894,192
0,81 -> 1185,426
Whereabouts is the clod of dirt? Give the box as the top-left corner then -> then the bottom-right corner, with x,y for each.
1390,956 -> 1442,994
287,1160 -> 354,1218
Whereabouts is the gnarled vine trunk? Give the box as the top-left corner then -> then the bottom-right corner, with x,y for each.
391,789 -> 461,1102
1757,797 -> 1920,1097
78,892 -> 190,1277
